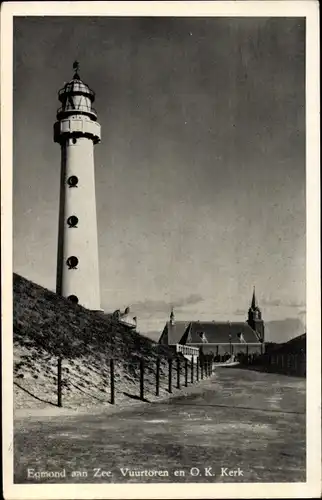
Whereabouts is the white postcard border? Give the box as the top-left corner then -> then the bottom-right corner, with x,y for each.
1,2 -> 320,499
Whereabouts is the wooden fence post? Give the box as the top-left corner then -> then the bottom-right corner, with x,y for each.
140,359 -> 144,400
110,358 -> 115,405
185,358 -> 188,387
57,356 -> 62,407
168,359 -> 172,393
191,358 -> 194,383
176,357 -> 180,389
196,357 -> 199,381
156,358 -> 160,396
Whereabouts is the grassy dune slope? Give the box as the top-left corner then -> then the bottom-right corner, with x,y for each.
13,273 -> 176,410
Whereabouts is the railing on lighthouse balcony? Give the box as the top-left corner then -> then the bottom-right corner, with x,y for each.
56,104 -> 98,121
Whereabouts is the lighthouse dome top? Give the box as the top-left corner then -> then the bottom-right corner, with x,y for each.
58,62 -> 96,103
56,62 -> 98,122
58,78 -> 95,101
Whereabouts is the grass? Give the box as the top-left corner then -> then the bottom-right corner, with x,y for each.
13,273 -> 179,410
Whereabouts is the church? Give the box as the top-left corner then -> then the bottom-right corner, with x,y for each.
158,288 -> 265,358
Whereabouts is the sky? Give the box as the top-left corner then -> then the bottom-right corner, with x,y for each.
13,16 -> 306,340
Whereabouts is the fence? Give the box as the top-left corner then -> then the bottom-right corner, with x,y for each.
56,355 -> 214,408
239,351 -> 306,377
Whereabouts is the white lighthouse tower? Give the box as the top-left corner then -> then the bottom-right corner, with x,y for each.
54,62 -> 101,311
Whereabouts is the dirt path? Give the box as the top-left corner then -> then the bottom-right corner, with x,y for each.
14,368 -> 305,483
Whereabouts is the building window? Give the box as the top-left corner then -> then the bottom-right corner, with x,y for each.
68,295 -> 79,304
67,215 -> 79,228
72,138 -> 77,144
67,175 -> 78,187
66,256 -> 79,269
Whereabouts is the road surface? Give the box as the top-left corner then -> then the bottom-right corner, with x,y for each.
14,367 -> 305,483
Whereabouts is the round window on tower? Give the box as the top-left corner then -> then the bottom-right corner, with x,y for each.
68,295 -> 79,304
67,215 -> 79,228
67,175 -> 78,187
66,256 -> 79,269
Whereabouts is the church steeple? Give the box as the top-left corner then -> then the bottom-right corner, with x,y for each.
251,286 -> 257,309
247,287 -> 264,342
170,307 -> 175,326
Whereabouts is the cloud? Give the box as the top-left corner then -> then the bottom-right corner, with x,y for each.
234,308 -> 247,316
174,294 -> 204,308
130,294 -> 203,315
261,298 -> 306,308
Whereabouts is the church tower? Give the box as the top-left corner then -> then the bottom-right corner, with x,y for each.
54,62 -> 101,311
247,287 -> 265,342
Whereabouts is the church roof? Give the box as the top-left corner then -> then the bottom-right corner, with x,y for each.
159,320 -> 261,345
185,321 -> 261,344
160,321 -> 190,345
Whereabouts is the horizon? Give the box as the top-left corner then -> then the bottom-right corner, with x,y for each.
13,271 -> 305,345
13,17 -> 306,341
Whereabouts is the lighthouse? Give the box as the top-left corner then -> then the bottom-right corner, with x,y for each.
54,62 -> 101,311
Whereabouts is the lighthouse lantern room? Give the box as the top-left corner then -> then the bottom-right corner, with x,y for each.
54,62 -> 101,311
